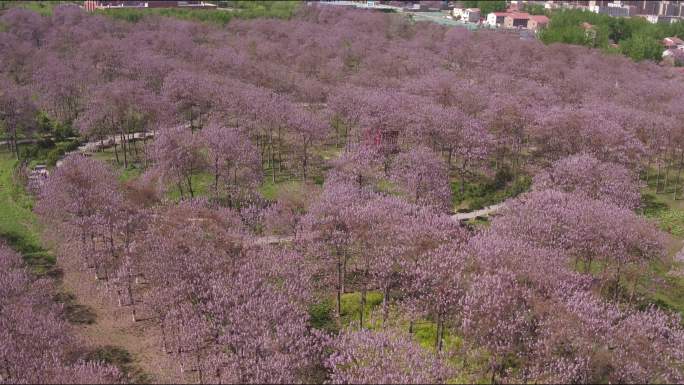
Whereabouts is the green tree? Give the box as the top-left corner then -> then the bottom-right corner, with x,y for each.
522,3 -> 547,16
462,1 -> 506,16
619,35 -> 663,61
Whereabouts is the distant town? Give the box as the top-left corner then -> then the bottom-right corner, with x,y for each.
79,1 -> 684,27
315,1 -> 684,28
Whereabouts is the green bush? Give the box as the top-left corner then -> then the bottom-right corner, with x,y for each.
308,299 -> 338,333
20,139 -> 79,166
84,346 -> 151,383
453,169 -> 531,211
46,149 -> 62,167
54,292 -> 97,324
540,8 -> 684,62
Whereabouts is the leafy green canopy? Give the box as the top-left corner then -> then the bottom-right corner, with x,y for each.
540,9 -> 684,61
462,0 -> 506,17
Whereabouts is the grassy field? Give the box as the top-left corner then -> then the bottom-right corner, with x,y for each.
452,171 -> 531,212
639,184 -> 684,319
0,0 -> 300,22
642,185 -> 684,241
0,151 -> 55,274
0,1 -> 74,16
96,1 -> 299,25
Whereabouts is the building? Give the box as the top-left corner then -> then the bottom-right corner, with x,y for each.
83,1 -> 217,11
528,14 -> 550,31
486,11 -> 509,26
643,14 -> 683,23
84,1 -> 144,10
664,36 -> 684,48
453,7 -> 480,22
504,12 -> 531,28
588,1 -> 635,16
612,1 -> 684,16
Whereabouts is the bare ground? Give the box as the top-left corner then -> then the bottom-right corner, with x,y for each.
58,255 -> 192,384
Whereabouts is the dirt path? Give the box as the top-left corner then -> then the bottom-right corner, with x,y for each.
451,203 -> 504,221
59,255 -> 189,384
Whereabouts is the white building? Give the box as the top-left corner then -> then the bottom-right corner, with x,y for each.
486,11 -> 510,27
453,7 -> 481,23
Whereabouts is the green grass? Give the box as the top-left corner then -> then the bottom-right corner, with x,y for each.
0,152 -> 56,274
452,169 -> 531,212
259,179 -> 304,201
54,292 -> 97,324
309,289 -> 489,381
307,290 -> 385,331
642,188 -> 684,239
165,172 -> 214,201
84,345 -> 151,383
464,216 -> 490,229
97,1 -> 299,25
20,139 -> 80,167
90,146 -> 147,183
638,185 -> 684,320
644,260 -> 684,319
411,320 -> 462,352
339,290 -> 384,328
0,1 -> 74,16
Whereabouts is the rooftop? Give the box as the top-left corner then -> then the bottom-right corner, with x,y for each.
507,12 -> 531,19
530,15 -> 550,23
664,36 -> 684,45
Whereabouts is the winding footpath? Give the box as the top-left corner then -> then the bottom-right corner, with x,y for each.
451,203 -> 504,222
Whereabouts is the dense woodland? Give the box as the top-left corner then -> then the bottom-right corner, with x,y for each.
2,3 -> 684,384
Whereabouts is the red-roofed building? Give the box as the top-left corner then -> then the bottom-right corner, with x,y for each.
528,15 -> 550,31
503,12 -> 531,28
663,36 -> 684,49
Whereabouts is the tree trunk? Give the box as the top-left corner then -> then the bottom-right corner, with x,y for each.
664,146 -> 675,193
160,320 -> 168,353
674,148 -> 683,200
196,351 -> 203,384
614,262 -> 621,302
337,258 -> 343,319
656,156 -> 663,193
360,267 -> 367,330
120,132 -> 128,168
269,131 -> 276,183
277,126 -> 283,175
460,173 -> 466,195
342,252 -> 347,294
382,286 -> 389,327
214,159 -> 220,199
12,130 -> 19,159
113,142 -> 120,164
142,133 -> 148,169
302,142 -> 309,181
132,133 -> 139,158
435,313 -> 441,350
187,175 -> 194,198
